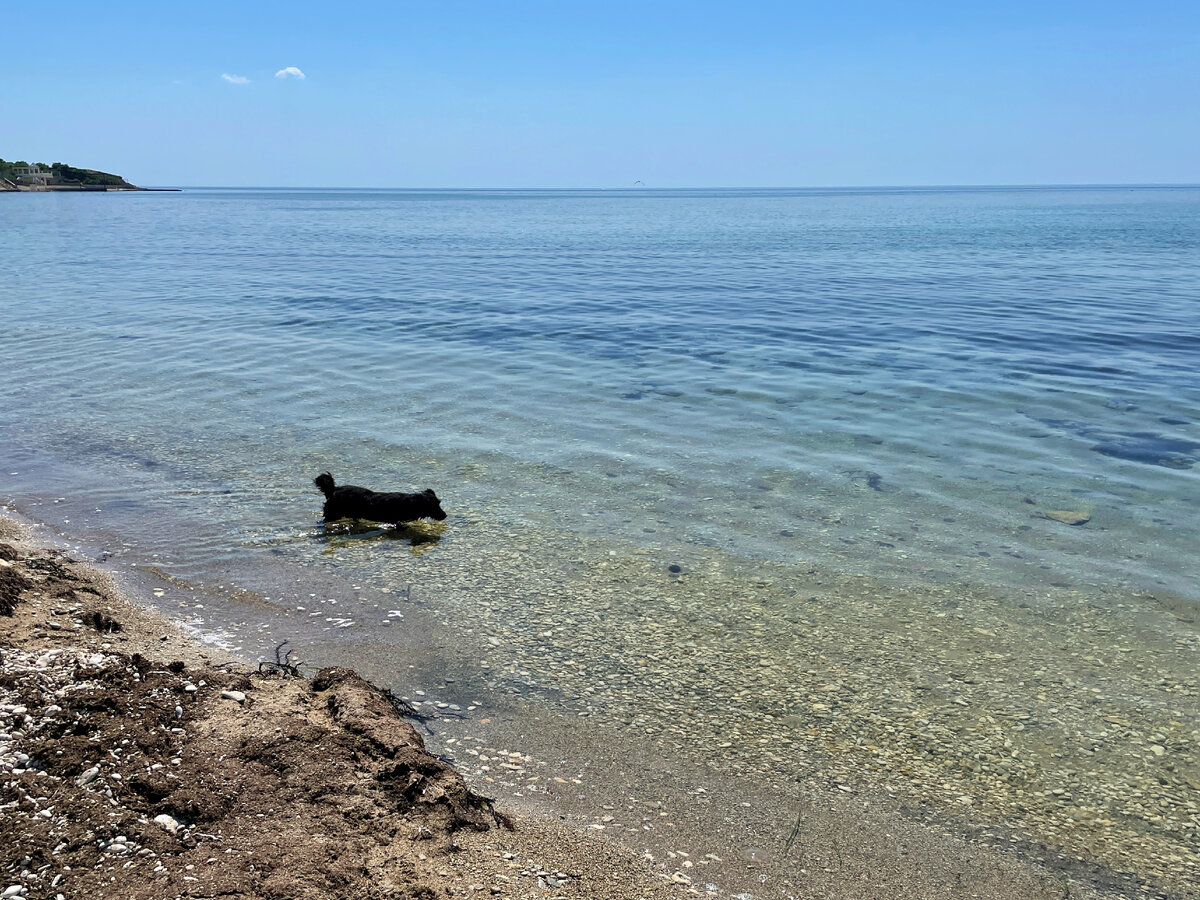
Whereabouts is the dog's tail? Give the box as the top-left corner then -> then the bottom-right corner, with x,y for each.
314,472 -> 337,497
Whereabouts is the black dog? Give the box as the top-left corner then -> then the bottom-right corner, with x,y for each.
314,472 -> 447,524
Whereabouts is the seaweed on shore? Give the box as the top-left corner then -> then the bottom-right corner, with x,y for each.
257,639 -> 303,678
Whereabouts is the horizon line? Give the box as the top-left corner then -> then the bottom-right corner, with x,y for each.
141,182 -> 1200,191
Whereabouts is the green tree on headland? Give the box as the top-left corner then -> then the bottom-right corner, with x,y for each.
49,163 -> 129,186
0,159 -> 30,181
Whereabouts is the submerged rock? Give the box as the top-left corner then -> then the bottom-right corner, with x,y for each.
1035,510 -> 1091,526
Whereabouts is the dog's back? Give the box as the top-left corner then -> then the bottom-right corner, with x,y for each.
314,472 -> 447,523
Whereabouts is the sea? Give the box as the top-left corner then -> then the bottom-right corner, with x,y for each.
2,186 -> 1198,892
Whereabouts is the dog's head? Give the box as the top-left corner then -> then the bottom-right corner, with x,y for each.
421,489 -> 448,520
314,472 -> 337,496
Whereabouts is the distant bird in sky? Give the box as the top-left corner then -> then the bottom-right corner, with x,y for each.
633,180 -> 644,186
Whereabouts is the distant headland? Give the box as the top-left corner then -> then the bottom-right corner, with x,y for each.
0,158 -> 177,192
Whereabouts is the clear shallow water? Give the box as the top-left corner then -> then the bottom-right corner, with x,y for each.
3,187 -> 1198,603
3,187 -> 1200,888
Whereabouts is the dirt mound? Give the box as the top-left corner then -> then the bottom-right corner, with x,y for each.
0,546 -> 506,900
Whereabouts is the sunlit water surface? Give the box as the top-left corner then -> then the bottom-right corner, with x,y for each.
2,187 -> 1199,889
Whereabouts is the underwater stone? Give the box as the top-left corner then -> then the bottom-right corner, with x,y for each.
1035,510 -> 1091,526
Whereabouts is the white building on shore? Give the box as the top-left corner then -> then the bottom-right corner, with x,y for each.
13,165 -> 51,187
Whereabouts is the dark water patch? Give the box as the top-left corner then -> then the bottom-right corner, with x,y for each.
1092,437 -> 1197,469
1031,417 -> 1199,469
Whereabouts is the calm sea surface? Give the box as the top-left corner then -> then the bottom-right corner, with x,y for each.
2,187 -> 1199,889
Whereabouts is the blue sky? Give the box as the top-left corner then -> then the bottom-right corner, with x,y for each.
2,1 -> 1197,187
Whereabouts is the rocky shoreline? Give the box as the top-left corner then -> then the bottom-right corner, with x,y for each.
0,516 -> 671,900
0,184 -> 177,192
3,509 -> 1195,900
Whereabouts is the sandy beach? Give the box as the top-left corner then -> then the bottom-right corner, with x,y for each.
3,510 -> 1187,900
0,515 -> 674,900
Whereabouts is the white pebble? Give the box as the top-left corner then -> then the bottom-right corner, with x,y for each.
153,814 -> 181,834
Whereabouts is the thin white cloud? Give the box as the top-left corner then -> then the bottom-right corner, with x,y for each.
275,66 -> 306,80
221,73 -> 251,84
